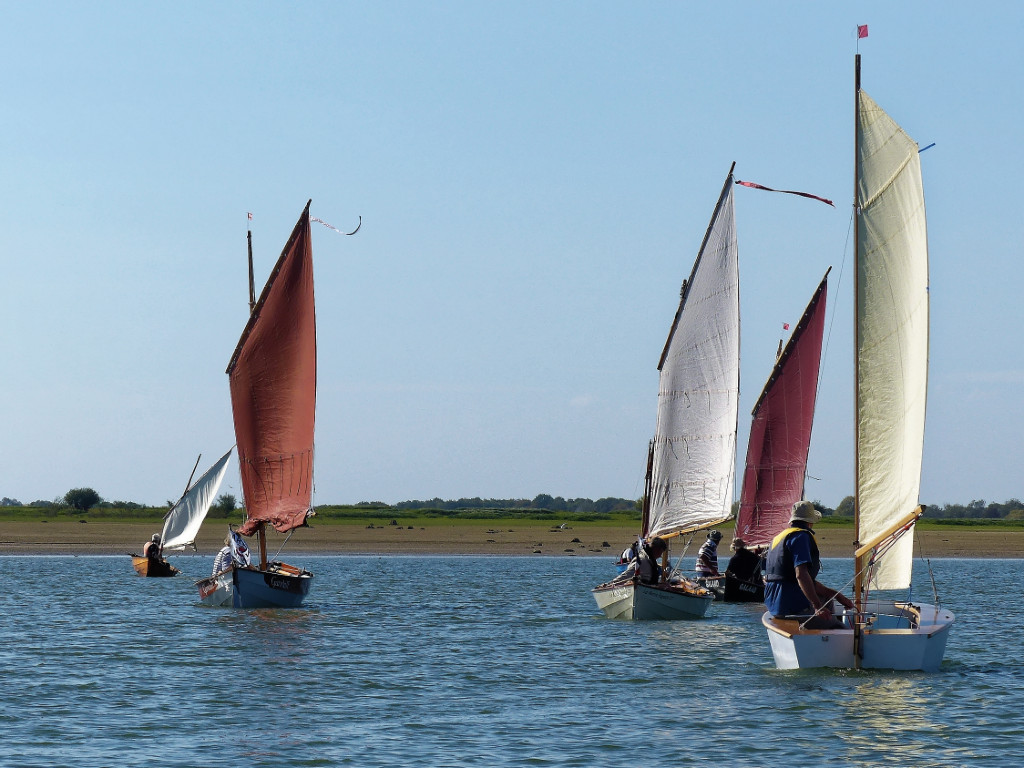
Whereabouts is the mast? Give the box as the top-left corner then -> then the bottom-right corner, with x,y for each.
247,229 -> 256,314
852,52 -> 865,668
181,454 -> 202,499
853,52 -> 863,598
640,440 -> 654,538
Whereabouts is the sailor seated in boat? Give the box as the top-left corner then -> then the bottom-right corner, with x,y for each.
611,537 -> 668,585
724,537 -> 762,583
695,530 -> 723,577
763,501 -> 854,629
142,534 -> 162,559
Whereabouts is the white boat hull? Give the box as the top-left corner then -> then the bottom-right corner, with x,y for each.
196,569 -> 233,607
763,601 -> 954,671
195,563 -> 313,609
592,581 -> 713,620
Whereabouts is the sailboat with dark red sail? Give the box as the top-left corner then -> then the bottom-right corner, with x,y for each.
196,201 -> 317,608
725,270 -> 829,602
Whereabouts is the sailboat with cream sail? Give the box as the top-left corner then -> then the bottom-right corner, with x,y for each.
725,270 -> 829,602
130,449 -> 232,577
592,165 -> 739,620
196,202 -> 317,608
762,54 -> 954,670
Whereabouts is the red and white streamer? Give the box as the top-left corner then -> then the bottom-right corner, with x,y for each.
735,180 -> 834,208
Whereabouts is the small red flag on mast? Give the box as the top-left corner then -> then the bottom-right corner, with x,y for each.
783,323 -> 790,331
858,24 -> 869,38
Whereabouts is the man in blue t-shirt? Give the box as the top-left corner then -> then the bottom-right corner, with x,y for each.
764,501 -> 853,629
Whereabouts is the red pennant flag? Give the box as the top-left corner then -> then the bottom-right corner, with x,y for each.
736,180 -> 834,208
858,24 -> 869,39
783,323 -> 790,331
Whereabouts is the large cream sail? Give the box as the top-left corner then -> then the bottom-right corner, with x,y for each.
856,91 -> 929,589
647,179 -> 740,539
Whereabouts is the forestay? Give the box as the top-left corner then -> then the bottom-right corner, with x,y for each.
161,449 -> 232,551
856,91 -> 929,590
647,178 -> 739,540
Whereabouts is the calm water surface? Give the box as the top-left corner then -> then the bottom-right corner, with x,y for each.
1,555 -> 1021,767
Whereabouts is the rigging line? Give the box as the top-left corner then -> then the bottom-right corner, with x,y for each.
915,525 -> 941,606
272,529 -> 295,562
806,209 -> 853,490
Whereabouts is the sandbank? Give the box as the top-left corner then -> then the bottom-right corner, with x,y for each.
0,519 -> 1020,558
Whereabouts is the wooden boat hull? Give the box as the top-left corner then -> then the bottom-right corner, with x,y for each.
131,555 -> 180,578
723,573 -> 764,603
196,563 -> 313,608
592,581 -> 713,620
762,601 -> 954,671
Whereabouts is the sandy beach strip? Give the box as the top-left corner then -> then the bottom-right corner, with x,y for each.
0,518 -> 1020,558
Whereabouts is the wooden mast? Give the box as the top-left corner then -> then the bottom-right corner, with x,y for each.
245,222 -> 268,571
852,52 -> 865,668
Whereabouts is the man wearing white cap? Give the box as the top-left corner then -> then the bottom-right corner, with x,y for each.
763,500 -> 854,629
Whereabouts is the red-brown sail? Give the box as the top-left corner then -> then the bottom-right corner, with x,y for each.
735,270 -> 828,548
228,201 -> 316,535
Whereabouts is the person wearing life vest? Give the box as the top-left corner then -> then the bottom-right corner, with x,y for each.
764,501 -> 853,629
611,537 -> 668,585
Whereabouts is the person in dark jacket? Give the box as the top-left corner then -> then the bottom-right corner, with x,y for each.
725,537 -> 761,583
142,533 -> 162,559
764,501 -> 853,628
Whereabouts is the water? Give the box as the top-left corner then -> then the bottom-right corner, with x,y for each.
1,556 -> 1021,767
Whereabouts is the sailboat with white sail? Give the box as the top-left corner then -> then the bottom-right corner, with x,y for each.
592,165 -> 739,620
130,449 -> 232,577
762,53 -> 954,670
196,202 -> 317,608
726,271 -> 829,602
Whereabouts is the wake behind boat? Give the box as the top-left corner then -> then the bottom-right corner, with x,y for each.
592,164 -> 739,620
763,52 -> 954,670
196,202 -> 318,608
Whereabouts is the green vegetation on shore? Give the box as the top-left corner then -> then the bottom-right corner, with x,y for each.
5,502 -> 1024,531
3,487 -> 1022,528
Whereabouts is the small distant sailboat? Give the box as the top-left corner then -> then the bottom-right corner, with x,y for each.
130,449 -> 232,577
762,53 -> 954,670
196,202 -> 317,608
592,165 -> 739,620
727,271 -> 829,602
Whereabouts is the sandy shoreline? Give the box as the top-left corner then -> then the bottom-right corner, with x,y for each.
0,519 -> 1021,558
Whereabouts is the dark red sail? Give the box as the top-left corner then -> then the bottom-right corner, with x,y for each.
735,271 -> 828,548
228,201 -> 316,535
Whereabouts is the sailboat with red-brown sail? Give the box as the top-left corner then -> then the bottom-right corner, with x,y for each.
726,270 -> 829,601
196,202 -> 317,608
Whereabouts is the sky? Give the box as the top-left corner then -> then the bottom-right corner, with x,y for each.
2,2 -> 1021,509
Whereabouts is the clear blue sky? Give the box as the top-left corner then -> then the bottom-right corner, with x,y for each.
2,2 -> 1021,509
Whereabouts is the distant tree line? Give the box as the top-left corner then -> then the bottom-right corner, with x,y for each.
3,490 -> 1023,521
818,496 -> 1024,520
0,489 -> 238,515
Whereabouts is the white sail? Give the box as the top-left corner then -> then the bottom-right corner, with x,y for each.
856,91 -> 929,590
647,180 -> 740,539
161,449 -> 233,551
